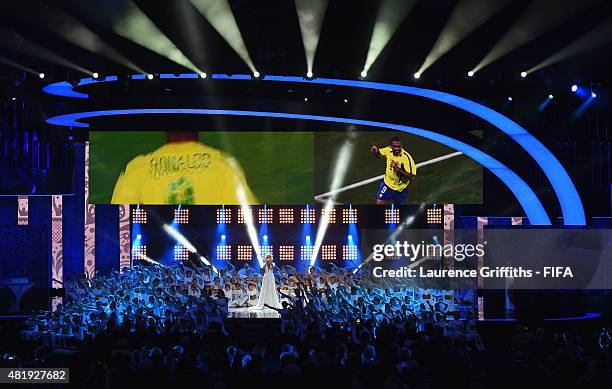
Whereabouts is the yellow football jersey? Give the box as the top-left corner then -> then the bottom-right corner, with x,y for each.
111,141 -> 258,204
379,146 -> 416,192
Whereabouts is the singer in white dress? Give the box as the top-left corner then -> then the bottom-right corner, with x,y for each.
251,254 -> 282,310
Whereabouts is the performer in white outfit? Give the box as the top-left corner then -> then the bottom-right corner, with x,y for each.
251,254 -> 282,310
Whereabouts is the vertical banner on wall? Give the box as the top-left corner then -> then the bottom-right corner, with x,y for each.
17,196 -> 28,225
443,204 -> 454,270
51,195 -> 63,310
51,195 -> 63,288
118,204 -> 131,272
84,142 -> 96,277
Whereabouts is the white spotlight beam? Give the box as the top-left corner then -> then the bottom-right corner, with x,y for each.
0,27 -> 94,76
363,0 -> 417,74
114,1 -> 201,73
136,254 -> 164,267
190,0 -> 257,73
472,0 -> 599,74
417,0 -> 509,76
238,198 -> 263,267
310,139 -> 354,266
232,164 -> 263,267
295,0 -> 328,75
526,16 -> 612,75
12,4 -> 146,74
200,256 -> 219,273
0,55 -> 39,76
163,223 -> 198,253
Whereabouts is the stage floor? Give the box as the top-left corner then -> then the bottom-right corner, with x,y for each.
228,307 -> 280,319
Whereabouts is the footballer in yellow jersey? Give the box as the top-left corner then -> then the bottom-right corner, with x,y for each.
111,132 -> 258,205
370,136 -> 416,204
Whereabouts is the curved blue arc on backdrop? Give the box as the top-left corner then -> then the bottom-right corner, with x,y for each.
216,74 -> 585,226
46,108 -> 551,225
41,73 -> 585,225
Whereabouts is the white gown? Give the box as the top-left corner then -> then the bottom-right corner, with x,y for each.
252,263 -> 282,310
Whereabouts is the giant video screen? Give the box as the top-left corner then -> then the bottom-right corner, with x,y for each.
90,131 -> 482,205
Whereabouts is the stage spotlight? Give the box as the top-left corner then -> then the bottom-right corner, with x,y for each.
279,208 -> 294,224
348,234 -> 353,241
237,246 -> 253,261
413,72 -> 420,79
199,72 -> 207,79
278,245 -> 294,261
306,235 -> 311,241
263,234 -> 268,241
221,234 -> 226,240
526,16 -> 612,75
571,84 -> 578,92
471,1 -> 598,74
362,0 -> 417,76
0,56 -> 39,78
132,208 -> 148,223
92,72 -> 99,79
426,208 -> 443,224
136,234 -> 142,240
343,98 -> 348,103
175,208 -> 190,224
548,94 -> 554,99
304,97 -> 309,102
0,26 -> 94,76
191,0 -> 257,74
360,70 -> 367,78
253,71 -> 261,79
146,74 -> 154,80
507,96 -> 513,101
114,1 -> 201,74
385,207 -> 400,224
39,72 -> 45,79
301,208 -> 316,224
520,71 -> 527,78
467,71 -> 474,77
258,208 -> 273,224
15,3 -> 146,75
306,70 -> 313,79
415,0 -> 508,77
591,92 -> 597,98
296,0 -> 327,80
342,208 -> 358,224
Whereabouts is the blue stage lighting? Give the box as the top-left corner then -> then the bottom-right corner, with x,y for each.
306,235 -> 310,241
221,234 -> 226,240
548,94 -> 553,99
591,92 -> 597,98
348,235 -> 353,241
571,85 -> 578,92
136,234 -> 142,240
263,234 -> 268,241
45,74 -> 587,225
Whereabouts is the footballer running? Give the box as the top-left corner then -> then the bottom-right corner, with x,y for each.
370,136 -> 416,205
